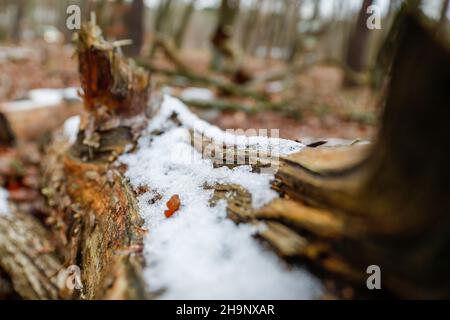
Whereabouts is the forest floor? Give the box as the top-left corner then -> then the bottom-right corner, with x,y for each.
0,41 -> 379,141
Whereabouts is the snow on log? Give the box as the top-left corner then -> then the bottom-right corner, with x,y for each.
37,13 -> 450,300
118,95 -> 322,299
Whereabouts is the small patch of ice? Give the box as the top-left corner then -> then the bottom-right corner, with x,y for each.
118,96 -> 320,299
63,115 -> 80,145
0,188 -> 11,217
180,87 -> 215,101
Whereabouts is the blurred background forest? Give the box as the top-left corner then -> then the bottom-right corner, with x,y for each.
0,0 -> 449,141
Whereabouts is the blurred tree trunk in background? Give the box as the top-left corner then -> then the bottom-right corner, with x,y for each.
0,113 -> 15,147
249,0 -> 269,56
10,0 -> 25,42
174,0 -> 196,49
154,0 -> 173,35
240,0 -> 262,54
264,1 -> 280,60
310,0 -> 321,21
278,0 -> 295,58
344,0 -> 374,86
210,0 -> 240,71
438,0 -> 450,32
150,0 -> 173,57
286,0 -> 303,64
124,0 -> 145,56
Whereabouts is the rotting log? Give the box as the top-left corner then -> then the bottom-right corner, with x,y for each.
187,13 -> 450,298
41,20 -> 150,299
10,12 -> 448,300
269,14 -> 450,298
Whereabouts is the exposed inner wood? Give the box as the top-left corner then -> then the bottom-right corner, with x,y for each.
1,12 -> 448,300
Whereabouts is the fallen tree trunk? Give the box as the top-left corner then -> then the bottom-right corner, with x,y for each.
2,12 -> 448,299
40,20 -> 150,300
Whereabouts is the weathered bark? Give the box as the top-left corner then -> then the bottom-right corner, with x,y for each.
42,136 -> 148,299
0,212 -> 62,300
175,12 -> 450,298
273,14 -> 450,298
39,20 -> 151,299
76,21 -> 150,120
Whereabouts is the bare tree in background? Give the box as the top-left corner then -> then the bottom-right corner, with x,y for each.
264,0 -> 283,60
174,0 -> 197,49
311,0 -> 321,21
344,0 -> 374,86
11,0 -> 25,42
210,0 -> 240,71
240,0 -> 262,54
286,0 -> 303,63
154,0 -> 173,35
124,0 -> 145,56
150,0 -> 173,57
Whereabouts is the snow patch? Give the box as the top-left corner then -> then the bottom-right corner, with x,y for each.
149,95 -> 303,156
1,87 -> 81,112
0,188 -> 11,217
180,87 -> 215,101
118,96 -> 320,299
63,115 -> 81,145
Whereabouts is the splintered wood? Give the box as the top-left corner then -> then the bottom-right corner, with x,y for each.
76,22 -> 150,118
